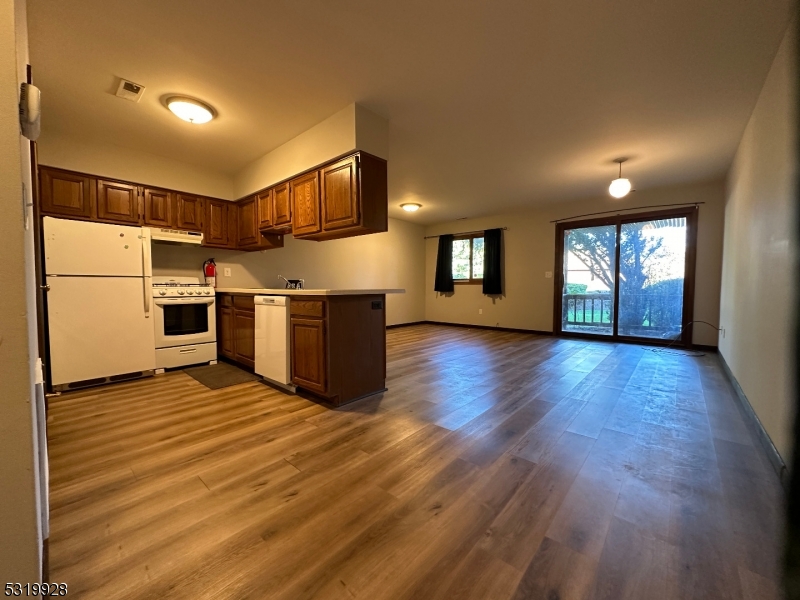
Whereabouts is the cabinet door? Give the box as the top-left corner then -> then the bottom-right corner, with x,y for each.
176,194 -> 203,231
272,182 -> 291,230
205,199 -> 229,246
233,309 -> 256,367
97,179 -> 141,224
40,167 -> 95,219
142,188 -> 174,227
290,172 -> 321,237
257,189 -> 272,230
291,317 -> 327,393
237,196 -> 259,246
218,306 -> 235,359
321,155 -> 359,231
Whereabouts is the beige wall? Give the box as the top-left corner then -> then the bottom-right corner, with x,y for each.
152,217 -> 426,325
233,103 -> 389,198
1,0 -> 42,581
425,179 -> 726,346
719,21 -> 798,461
36,103 -> 389,205
37,130 -> 234,199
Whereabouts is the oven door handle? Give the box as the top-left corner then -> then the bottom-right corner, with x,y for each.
154,298 -> 215,306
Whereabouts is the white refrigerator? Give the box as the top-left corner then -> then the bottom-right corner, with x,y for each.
44,217 -> 156,388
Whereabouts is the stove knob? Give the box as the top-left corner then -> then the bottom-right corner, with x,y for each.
205,289 -> 211,295
159,290 -> 167,296
178,290 -> 185,295
187,290 -> 194,295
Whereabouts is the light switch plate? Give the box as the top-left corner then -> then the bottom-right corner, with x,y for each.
545,271 -> 553,278
223,267 -> 231,277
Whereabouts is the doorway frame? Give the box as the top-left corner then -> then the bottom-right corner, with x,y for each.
553,206 -> 698,347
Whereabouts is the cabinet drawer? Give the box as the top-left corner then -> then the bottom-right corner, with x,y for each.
233,295 -> 255,311
290,300 -> 325,318
219,294 -> 234,307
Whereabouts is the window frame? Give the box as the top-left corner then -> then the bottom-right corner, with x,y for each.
452,233 -> 485,285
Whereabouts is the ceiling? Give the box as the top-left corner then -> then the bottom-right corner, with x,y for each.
27,0 -> 794,224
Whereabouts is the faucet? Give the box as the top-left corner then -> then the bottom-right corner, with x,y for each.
278,275 -> 304,290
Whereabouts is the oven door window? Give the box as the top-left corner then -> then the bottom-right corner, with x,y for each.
163,304 -> 209,336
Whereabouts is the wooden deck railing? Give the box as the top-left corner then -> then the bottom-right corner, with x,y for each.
563,294 -> 613,327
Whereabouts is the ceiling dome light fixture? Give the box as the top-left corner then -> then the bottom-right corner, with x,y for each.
401,203 -> 422,212
166,96 -> 215,124
609,158 -> 632,198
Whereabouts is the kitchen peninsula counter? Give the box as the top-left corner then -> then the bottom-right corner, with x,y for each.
215,288 -> 404,406
215,288 -> 404,296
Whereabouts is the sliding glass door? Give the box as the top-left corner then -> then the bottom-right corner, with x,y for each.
555,208 -> 696,345
561,225 -> 616,336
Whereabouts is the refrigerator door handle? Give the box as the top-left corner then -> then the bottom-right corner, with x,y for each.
141,227 -> 152,278
144,277 -> 152,318
141,227 -> 153,318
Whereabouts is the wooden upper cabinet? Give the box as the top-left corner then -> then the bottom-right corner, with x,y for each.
272,182 -> 292,231
205,199 -> 228,246
40,167 -> 95,219
175,194 -> 203,231
291,171 -> 321,237
291,153 -> 387,241
97,179 -> 141,224
237,196 -> 259,247
257,190 -> 272,230
142,188 -> 173,228
204,199 -> 234,247
321,155 -> 359,231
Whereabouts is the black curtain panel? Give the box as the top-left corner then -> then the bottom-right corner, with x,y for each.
483,228 -> 503,295
434,234 -> 455,293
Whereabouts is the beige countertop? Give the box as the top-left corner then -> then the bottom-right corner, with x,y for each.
214,288 -> 405,296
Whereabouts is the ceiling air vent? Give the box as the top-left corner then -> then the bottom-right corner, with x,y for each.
115,79 -> 145,103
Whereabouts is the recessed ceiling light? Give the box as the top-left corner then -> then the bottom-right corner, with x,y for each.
166,96 -> 215,124
401,203 -> 422,212
609,158 -> 632,198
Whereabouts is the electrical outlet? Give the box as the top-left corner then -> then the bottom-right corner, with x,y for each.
545,271 -> 553,278
223,267 -> 231,277
479,309 -> 483,315
721,327 -> 726,338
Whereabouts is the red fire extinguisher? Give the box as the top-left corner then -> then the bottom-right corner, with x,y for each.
203,258 -> 217,288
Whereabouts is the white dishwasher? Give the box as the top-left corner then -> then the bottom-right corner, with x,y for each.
254,296 -> 294,389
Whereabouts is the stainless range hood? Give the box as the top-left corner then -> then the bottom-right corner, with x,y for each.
150,228 -> 204,245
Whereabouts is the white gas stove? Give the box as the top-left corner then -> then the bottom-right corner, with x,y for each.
152,276 -> 215,298
151,277 -> 217,370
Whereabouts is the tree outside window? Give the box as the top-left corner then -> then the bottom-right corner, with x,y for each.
453,234 -> 484,284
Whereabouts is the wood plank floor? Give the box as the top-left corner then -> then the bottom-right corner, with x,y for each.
47,325 -> 785,599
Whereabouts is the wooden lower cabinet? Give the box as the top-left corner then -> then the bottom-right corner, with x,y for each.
290,317 -> 327,393
218,306 -> 235,359
217,294 -> 255,368
289,295 -> 386,406
233,310 -> 256,368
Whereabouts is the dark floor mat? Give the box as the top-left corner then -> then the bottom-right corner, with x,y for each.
184,362 -> 260,390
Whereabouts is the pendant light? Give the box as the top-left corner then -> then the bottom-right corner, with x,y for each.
609,158 -> 632,198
